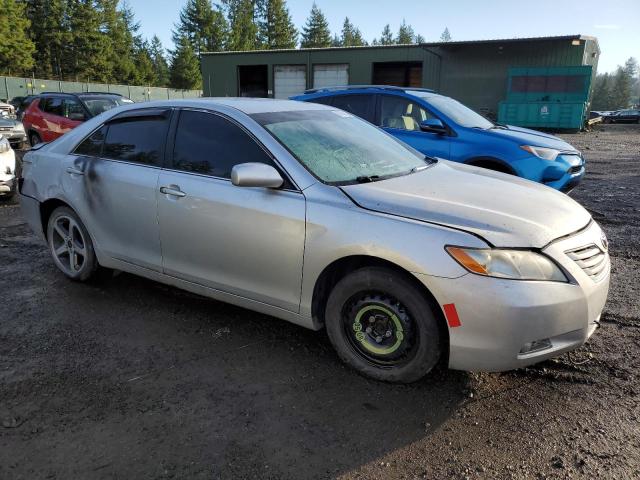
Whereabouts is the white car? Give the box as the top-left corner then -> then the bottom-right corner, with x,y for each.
0,135 -> 17,198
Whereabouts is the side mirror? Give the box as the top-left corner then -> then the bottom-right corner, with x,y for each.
231,163 -> 284,188
419,118 -> 447,134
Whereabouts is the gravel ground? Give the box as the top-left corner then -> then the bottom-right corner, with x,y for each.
0,124 -> 639,480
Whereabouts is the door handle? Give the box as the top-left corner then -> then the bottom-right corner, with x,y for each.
66,166 -> 84,176
160,185 -> 186,197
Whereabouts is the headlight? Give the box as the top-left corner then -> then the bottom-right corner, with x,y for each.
520,145 -> 561,161
446,246 -> 568,282
14,122 -> 24,132
0,137 -> 10,154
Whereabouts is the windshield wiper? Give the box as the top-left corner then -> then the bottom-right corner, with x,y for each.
355,175 -> 380,183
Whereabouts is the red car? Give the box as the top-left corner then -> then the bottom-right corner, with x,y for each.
22,92 -> 133,145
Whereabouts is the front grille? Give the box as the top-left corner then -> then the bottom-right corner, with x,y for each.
569,165 -> 582,174
566,244 -> 608,281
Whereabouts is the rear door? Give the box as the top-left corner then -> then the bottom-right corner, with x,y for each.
157,109 -> 306,312
65,109 -> 170,271
378,94 -> 450,159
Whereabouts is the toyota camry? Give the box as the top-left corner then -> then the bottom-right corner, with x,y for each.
19,99 -> 610,383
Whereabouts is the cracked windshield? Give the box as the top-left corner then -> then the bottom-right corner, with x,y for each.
252,110 -> 428,184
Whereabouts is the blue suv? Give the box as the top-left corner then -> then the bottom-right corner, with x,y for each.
291,86 -> 585,192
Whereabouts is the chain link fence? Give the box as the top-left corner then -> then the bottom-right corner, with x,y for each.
0,75 -> 202,102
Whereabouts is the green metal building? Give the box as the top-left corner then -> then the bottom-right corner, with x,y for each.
200,35 -> 599,119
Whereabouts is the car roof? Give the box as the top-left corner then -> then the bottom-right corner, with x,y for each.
293,85 -> 441,101
203,97 -> 330,114
101,97 -> 332,115
303,85 -> 436,95
38,92 -> 125,99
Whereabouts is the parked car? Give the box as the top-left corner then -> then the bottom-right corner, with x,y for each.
19,99 -> 610,383
22,92 -> 133,145
292,86 -> 586,192
603,109 -> 640,124
0,116 -> 27,149
0,135 -> 17,199
0,100 -> 16,118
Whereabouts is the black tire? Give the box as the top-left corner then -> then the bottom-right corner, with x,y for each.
46,206 -> 99,281
325,267 -> 442,383
29,131 -> 41,147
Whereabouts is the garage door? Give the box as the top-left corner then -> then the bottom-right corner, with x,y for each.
274,65 -> 306,99
313,64 -> 349,89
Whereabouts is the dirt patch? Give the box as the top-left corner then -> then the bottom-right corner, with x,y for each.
1,125 -> 639,479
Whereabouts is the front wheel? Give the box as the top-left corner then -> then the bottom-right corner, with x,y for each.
325,267 -> 442,383
29,132 -> 41,147
46,206 -> 99,281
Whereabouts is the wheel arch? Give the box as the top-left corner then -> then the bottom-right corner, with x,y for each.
465,156 -> 516,175
311,255 -> 450,356
40,198 -> 75,240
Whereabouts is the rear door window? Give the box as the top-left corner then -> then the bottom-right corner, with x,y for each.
103,115 -> 169,166
42,97 -> 64,117
330,94 -> 375,123
74,126 -> 107,157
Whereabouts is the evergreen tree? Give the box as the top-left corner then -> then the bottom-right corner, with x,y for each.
23,0 -> 66,78
0,0 -> 36,75
169,35 -> 202,89
378,24 -> 394,45
396,19 -> 415,44
226,0 -> 259,50
98,0 -> 140,84
260,0 -> 297,49
414,33 -> 425,43
175,0 -> 228,54
591,73 -> 612,111
331,33 -> 341,47
340,17 -> 366,47
610,58 -> 638,109
149,35 -> 170,86
440,27 -> 451,42
66,0 -> 111,82
300,2 -> 332,48
133,38 -> 156,86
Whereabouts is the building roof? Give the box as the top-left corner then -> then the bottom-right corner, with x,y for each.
201,35 -> 598,56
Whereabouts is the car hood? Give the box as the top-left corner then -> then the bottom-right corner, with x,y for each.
481,125 -> 578,152
0,118 -> 18,128
340,161 -> 591,248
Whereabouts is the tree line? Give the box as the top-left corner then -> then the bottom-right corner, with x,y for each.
592,57 -> 639,111
0,0 -> 441,91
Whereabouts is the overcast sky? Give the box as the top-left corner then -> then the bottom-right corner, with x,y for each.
128,0 -> 639,73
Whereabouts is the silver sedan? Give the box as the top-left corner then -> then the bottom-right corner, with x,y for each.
19,99 -> 610,383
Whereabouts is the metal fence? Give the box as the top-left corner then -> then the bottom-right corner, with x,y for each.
0,75 -> 202,102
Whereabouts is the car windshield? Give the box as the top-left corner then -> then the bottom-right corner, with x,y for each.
80,96 -> 133,117
252,109 -> 429,184
411,92 -> 494,129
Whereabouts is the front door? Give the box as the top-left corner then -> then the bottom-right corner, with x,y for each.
157,109 -> 306,312
378,94 -> 451,159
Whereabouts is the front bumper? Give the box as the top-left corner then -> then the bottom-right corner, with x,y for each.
0,131 -> 27,148
418,221 -> 610,372
0,175 -> 15,195
542,153 -> 585,192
